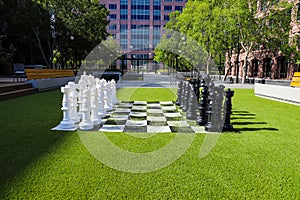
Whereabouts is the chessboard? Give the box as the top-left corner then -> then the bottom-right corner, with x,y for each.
99,101 -> 206,133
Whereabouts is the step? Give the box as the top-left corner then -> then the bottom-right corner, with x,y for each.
0,88 -> 38,101
0,83 -> 33,94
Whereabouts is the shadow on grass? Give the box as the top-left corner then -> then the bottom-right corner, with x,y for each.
0,90 -> 71,192
232,122 -> 267,125
234,127 -> 279,132
231,110 -> 279,133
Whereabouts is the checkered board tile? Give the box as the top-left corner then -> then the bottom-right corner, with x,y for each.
99,101 -> 206,133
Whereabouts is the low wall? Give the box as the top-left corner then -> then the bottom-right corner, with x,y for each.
26,76 -> 76,91
254,84 -> 300,106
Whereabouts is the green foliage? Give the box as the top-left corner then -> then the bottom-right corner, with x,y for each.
0,0 -> 109,72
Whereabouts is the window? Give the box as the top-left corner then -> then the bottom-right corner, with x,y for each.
120,4 -> 128,9
109,24 -> 117,30
153,15 -> 161,21
164,0 -> 172,2
153,5 -> 161,10
164,5 -> 172,11
120,15 -> 128,20
164,15 -> 170,21
175,0 -> 183,1
109,4 -> 117,10
131,0 -> 150,21
175,6 -> 183,11
109,14 -> 117,20
298,4 -> 300,21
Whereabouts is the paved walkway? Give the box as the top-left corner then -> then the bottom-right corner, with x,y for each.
117,72 -> 255,89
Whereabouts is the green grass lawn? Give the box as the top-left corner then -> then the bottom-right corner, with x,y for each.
1,88 -> 300,199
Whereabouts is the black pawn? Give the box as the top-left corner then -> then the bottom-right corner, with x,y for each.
176,81 -> 183,106
181,82 -> 190,112
223,88 -> 234,131
186,85 -> 198,120
197,85 -> 208,125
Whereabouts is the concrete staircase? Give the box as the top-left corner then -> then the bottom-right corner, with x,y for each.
0,83 -> 38,101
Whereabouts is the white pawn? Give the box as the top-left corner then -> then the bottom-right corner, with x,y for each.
68,82 -> 80,123
103,79 -> 113,111
79,87 -> 94,130
52,85 -> 76,130
111,79 -> 119,105
96,78 -> 106,118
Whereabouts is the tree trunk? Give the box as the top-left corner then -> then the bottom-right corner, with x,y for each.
223,50 -> 232,81
206,53 -> 212,74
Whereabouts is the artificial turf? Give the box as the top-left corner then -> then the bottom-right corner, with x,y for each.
0,88 -> 300,199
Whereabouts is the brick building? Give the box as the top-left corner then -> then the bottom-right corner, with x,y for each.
100,0 -> 187,72
227,0 -> 300,80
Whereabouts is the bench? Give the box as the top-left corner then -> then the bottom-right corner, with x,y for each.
290,72 -> 300,87
24,69 -> 75,80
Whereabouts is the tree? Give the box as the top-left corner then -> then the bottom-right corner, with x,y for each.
0,0 -> 109,73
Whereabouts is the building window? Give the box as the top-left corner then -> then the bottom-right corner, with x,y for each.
154,15 -> 161,21
109,14 -> 117,20
164,5 -> 172,11
109,4 -> 117,10
175,0 -> 183,2
120,15 -> 128,20
131,0 -> 150,21
164,15 -> 170,21
164,0 -> 172,2
120,4 -> 128,9
297,4 -> 300,21
153,5 -> 161,10
109,24 -> 117,30
175,6 -> 183,11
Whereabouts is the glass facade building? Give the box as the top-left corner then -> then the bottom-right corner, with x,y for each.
100,0 -> 187,71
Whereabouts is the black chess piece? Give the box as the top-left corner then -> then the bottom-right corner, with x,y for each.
223,88 -> 234,131
181,82 -> 190,112
205,85 -> 224,132
180,81 -> 187,110
186,84 -> 198,120
175,81 -> 183,106
197,85 -> 208,125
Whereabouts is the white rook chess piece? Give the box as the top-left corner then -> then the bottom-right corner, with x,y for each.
68,82 -> 80,123
96,78 -> 106,118
79,87 -> 94,130
52,85 -> 77,131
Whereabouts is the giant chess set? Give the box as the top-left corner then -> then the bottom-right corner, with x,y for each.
52,72 -> 234,133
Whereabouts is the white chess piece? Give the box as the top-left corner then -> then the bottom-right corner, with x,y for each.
55,85 -> 76,130
90,79 -> 101,125
68,82 -> 80,123
79,87 -> 94,130
111,79 -> 119,105
96,78 -> 106,118
103,79 -> 113,111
